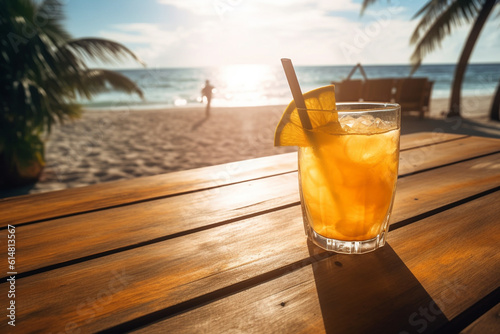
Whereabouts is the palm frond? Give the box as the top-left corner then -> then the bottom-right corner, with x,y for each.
360,0 -> 380,15
4,0 -> 36,23
412,0 -> 449,21
39,0 -> 66,22
37,0 -> 72,43
47,102 -> 82,127
410,0 -> 484,71
67,38 -> 146,67
11,78 -> 52,132
1,0 -> 147,174
411,0 -> 482,44
79,69 -> 144,100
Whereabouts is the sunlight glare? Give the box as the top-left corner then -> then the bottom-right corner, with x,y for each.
221,64 -> 273,91
217,64 -> 276,106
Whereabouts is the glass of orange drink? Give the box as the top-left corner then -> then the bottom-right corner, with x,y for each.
297,103 -> 400,253
274,85 -> 400,254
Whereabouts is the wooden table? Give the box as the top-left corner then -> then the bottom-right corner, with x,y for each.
1,132 -> 499,333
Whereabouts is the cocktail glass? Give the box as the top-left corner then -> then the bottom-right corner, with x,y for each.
298,102 -> 400,254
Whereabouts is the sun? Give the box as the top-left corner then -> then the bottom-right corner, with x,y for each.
220,64 -> 274,91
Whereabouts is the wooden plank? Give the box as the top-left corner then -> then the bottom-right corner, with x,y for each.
398,135 -> 500,176
6,145 -> 500,273
0,133 -> 475,227
6,208 -> 308,333
4,177 -> 499,333
461,303 -> 500,334
393,152 -> 500,222
133,249 -> 446,334
388,193 -> 500,321
399,132 -> 468,151
9,150 -> 500,276
133,192 -> 500,333
13,173 -> 300,274
0,153 -> 297,226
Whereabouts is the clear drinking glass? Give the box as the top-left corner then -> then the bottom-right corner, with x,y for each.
298,102 -> 401,254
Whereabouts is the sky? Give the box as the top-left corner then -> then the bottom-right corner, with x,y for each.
64,0 -> 500,69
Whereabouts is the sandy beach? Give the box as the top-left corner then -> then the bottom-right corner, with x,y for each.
2,95 -> 499,198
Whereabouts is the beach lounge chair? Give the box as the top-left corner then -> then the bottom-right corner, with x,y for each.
331,63 -> 367,102
395,78 -> 434,119
330,64 -> 434,118
332,79 -> 363,102
362,78 -> 397,102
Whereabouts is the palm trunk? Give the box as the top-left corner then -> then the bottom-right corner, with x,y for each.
490,81 -> 500,121
447,0 -> 497,118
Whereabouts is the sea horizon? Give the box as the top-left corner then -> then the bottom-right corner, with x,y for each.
80,63 -> 500,110
111,61 -> 500,71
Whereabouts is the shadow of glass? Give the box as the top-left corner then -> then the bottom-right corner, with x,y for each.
307,240 -> 449,333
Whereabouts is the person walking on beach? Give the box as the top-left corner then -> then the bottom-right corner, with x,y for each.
201,80 -> 215,117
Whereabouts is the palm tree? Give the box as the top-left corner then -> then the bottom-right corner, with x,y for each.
362,0 -> 499,119
0,0 -> 145,187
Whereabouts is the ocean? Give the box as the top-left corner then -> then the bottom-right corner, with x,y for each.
80,63 -> 500,109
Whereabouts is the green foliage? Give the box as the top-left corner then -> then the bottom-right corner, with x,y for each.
0,0 -> 144,186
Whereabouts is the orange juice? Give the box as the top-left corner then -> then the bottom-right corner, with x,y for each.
272,82 -> 400,253
298,114 -> 400,246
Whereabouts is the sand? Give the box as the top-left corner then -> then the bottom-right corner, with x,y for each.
2,95 -> 500,198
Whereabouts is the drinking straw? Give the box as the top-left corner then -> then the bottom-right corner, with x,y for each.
281,58 -> 313,130
281,58 -> 345,222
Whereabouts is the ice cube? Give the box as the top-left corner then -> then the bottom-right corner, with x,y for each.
339,115 -> 356,131
349,115 -> 375,132
373,117 -> 391,130
340,115 -> 394,133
